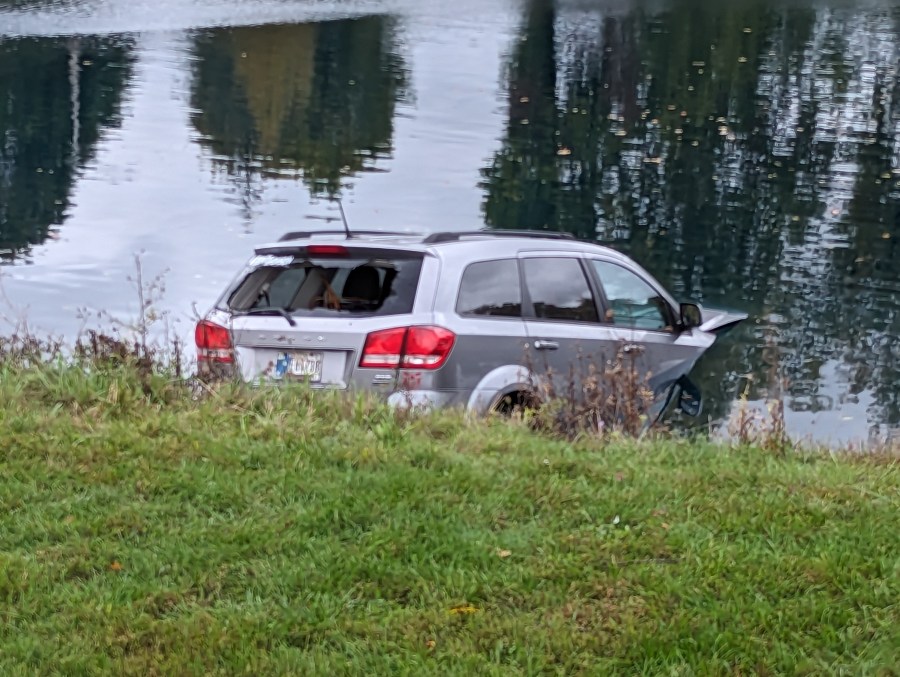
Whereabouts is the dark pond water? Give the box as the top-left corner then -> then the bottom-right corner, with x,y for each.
1,0 -> 898,444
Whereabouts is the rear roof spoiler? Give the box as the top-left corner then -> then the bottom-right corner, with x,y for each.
422,230 -> 577,244
278,230 -> 420,241
277,229 -> 579,244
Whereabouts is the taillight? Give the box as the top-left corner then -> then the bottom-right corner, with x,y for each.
195,320 -> 234,363
359,326 -> 456,370
359,327 -> 406,368
402,326 -> 456,368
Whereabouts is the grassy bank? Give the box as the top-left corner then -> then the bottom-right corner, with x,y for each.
1,362 -> 898,675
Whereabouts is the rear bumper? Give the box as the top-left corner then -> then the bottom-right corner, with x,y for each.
386,389 -> 466,411
200,362 -> 468,411
197,360 -> 237,381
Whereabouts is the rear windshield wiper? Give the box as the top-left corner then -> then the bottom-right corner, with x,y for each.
239,307 -> 297,327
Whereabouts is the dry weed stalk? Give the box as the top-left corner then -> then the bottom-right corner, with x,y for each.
526,344 -> 656,439
728,378 -> 791,454
1,253 -> 185,388
0,327 -> 64,368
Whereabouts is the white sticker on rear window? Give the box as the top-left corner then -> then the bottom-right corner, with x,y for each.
249,254 -> 294,268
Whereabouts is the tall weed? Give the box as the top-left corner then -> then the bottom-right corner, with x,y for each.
524,345 -> 656,440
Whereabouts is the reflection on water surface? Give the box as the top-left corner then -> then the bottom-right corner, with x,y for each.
0,0 -> 897,443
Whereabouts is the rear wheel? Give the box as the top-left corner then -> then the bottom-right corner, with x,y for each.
492,390 -> 540,417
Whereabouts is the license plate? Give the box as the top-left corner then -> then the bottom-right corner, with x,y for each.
273,351 -> 323,382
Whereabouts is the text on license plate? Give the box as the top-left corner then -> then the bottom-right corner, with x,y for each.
273,351 -> 323,381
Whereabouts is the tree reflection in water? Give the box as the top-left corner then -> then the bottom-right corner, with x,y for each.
189,16 -> 408,215
482,0 -> 900,437
0,36 -> 135,258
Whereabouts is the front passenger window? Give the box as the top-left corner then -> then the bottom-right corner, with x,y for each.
591,260 -> 671,331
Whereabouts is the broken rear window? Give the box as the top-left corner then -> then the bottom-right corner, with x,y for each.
225,249 -> 423,317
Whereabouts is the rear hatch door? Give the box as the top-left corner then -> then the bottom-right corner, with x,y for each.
221,244 -> 426,387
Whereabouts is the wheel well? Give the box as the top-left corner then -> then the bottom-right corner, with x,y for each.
492,390 -> 539,415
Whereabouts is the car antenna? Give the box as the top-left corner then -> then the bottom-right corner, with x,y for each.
337,198 -> 353,239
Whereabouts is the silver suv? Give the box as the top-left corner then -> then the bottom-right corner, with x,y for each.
195,230 -> 745,416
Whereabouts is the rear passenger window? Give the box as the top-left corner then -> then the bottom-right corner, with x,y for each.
456,259 -> 522,317
522,258 -> 599,322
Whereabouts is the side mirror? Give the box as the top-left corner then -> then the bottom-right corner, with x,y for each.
680,303 -> 703,331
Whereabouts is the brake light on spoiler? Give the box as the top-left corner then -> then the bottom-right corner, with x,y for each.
305,244 -> 348,256
360,326 -> 456,370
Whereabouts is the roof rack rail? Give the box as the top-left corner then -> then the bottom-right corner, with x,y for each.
279,230 -> 419,242
422,230 -> 577,244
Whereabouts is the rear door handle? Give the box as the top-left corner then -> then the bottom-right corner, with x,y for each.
533,340 -> 559,351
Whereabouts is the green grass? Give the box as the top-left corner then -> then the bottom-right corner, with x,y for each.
0,363 -> 898,675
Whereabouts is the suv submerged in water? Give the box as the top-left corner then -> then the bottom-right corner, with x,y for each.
195,230 -> 745,417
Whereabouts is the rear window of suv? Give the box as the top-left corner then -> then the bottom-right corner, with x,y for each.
225,248 -> 423,317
